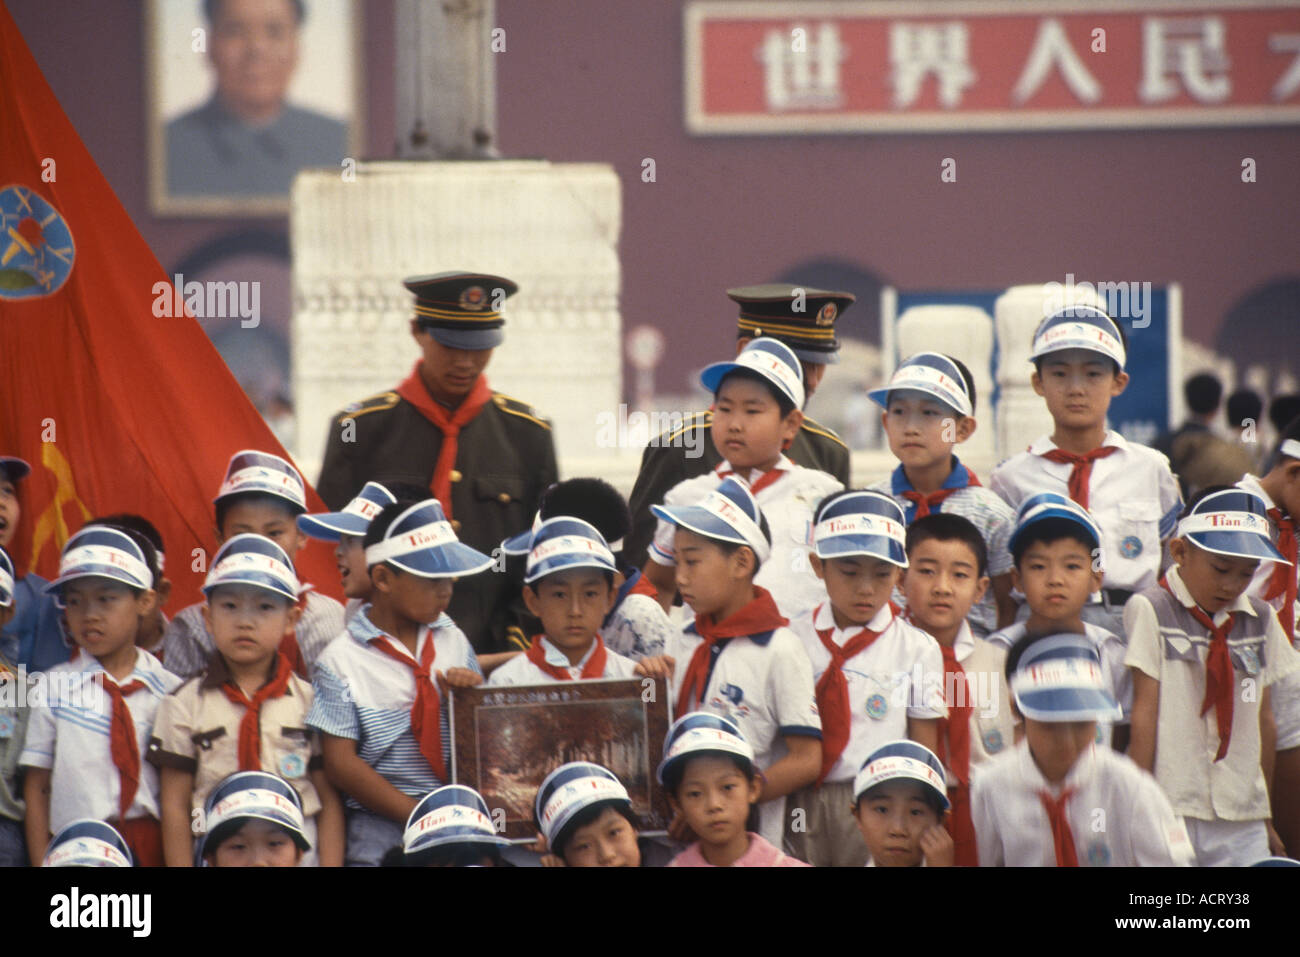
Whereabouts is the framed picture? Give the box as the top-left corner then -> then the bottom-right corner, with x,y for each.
450,678 -> 672,843
145,0 -> 362,216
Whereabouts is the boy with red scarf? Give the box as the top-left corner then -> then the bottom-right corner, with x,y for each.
487,516 -> 672,685
784,490 -> 945,867
307,499 -> 493,866
150,534 -> 343,866
653,476 -> 822,854
316,272 -> 558,660
1127,487 -> 1300,865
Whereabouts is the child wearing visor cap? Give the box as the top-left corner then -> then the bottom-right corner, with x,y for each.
784,490 -> 946,867
307,499 -> 491,866
0,544 -> 33,865
972,632 -> 1194,867
1127,486 -> 1300,866
387,784 -> 510,867
851,740 -> 953,867
643,338 -> 843,619
42,818 -> 134,868
149,534 -> 343,866
21,526 -> 181,865
197,770 -> 313,867
533,762 -> 644,868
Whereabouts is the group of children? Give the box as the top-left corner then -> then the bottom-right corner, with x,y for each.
2,302 -> 1299,867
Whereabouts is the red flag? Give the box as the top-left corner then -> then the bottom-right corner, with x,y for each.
0,3 -> 340,612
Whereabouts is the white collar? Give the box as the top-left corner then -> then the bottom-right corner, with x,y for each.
1028,429 -> 1128,456
1164,564 -> 1257,624
540,634 -> 596,671
812,601 -> 893,642
715,455 -> 794,482
952,619 -> 976,663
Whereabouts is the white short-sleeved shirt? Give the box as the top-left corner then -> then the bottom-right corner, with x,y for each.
649,457 -> 844,619
601,577 -> 675,660
786,602 -> 945,784
486,636 -> 638,686
949,621 -> 1016,768
1123,565 -> 1300,821
19,649 -> 182,831
971,738 -> 1195,866
988,620 -> 1130,734
869,463 -> 1015,637
667,619 -> 822,846
989,431 -> 1182,592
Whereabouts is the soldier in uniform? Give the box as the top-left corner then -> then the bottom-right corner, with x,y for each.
623,284 -> 855,569
316,272 -> 558,659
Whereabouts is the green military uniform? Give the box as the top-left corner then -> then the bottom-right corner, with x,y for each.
316,272 -> 558,654
624,282 -> 857,569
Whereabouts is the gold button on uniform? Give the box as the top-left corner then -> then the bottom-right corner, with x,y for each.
449,470 -> 462,483
451,519 -> 462,532
496,492 -> 511,503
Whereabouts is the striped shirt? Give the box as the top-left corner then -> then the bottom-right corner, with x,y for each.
161,590 -> 345,681
306,606 -> 480,811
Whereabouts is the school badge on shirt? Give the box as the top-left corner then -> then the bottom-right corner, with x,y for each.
1120,536 -> 1143,559
279,753 -> 306,779
0,713 -> 12,739
865,693 -> 888,719
981,729 -> 1004,754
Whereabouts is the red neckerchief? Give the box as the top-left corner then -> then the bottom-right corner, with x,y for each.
675,586 -> 787,719
219,653 -> 294,771
716,462 -> 786,497
395,361 -> 494,520
628,574 -> 659,600
1161,576 -> 1236,762
1040,446 -> 1118,511
938,642 -> 978,865
812,602 -> 893,785
1265,507 -> 1297,644
98,673 -> 147,820
1039,788 -> 1079,867
900,466 -> 982,520
368,629 -> 446,780
525,634 -> 608,681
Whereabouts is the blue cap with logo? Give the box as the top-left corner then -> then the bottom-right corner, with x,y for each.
214,449 -> 307,513
867,352 -> 973,417
298,481 -> 397,542
1176,488 -> 1287,564
853,740 -> 950,810
700,337 -> 805,410
199,770 -> 311,862
522,517 -> 618,585
813,490 -> 908,567
534,762 -> 633,851
651,476 -> 771,564
364,499 -> 495,579
44,526 -> 154,601
43,819 -> 133,868
403,785 -> 510,857
657,711 -> 756,787
1010,633 -> 1121,723
202,533 -> 300,603
1009,491 -> 1104,557
1031,305 -> 1126,370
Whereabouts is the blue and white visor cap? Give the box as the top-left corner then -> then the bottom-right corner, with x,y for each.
1031,306 -> 1126,370
200,771 -> 310,858
203,533 -> 300,602
866,352 -> 973,417
813,490 -> 908,566
44,526 -> 153,599
1281,439 -> 1300,463
1009,491 -> 1103,557
43,819 -> 133,868
1176,488 -> 1288,564
534,762 -> 632,848
213,449 -> 307,511
364,499 -> 495,579
1253,857 -> 1300,867
0,456 -> 30,482
657,711 -> 755,786
297,481 -> 397,542
1011,633 -> 1122,723
853,741 -> 951,811
500,510 -> 544,557
404,785 -> 509,855
524,516 -> 618,585
700,337 -> 805,410
0,546 -> 13,608
650,476 -> 771,564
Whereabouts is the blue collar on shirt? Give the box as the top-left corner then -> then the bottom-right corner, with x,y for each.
348,604 -> 454,646
682,622 -> 777,646
891,455 -> 974,522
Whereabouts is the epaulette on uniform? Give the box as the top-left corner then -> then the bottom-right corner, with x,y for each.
801,415 -> 848,449
337,391 -> 399,422
492,392 -> 551,430
663,410 -> 712,445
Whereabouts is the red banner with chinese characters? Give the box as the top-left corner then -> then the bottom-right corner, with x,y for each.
685,1 -> 1300,133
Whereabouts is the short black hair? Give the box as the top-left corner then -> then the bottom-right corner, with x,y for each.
854,780 -> 946,817
204,0 -> 304,25
90,513 -> 165,584
215,492 -> 302,535
86,518 -> 160,592
1183,372 -> 1223,416
1010,517 -> 1096,568
905,513 -> 989,578
1269,394 -> 1300,434
663,751 -> 757,798
539,478 -> 631,547
1031,316 -> 1128,377
710,511 -> 773,575
553,801 -> 640,860
715,368 -> 797,418
1226,388 -> 1263,430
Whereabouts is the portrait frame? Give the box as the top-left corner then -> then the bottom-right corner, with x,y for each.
145,0 -> 363,217
450,678 -> 672,843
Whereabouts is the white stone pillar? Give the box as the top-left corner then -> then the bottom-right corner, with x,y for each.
290,160 -> 622,479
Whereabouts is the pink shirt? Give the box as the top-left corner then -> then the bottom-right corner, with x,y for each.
668,833 -> 810,868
